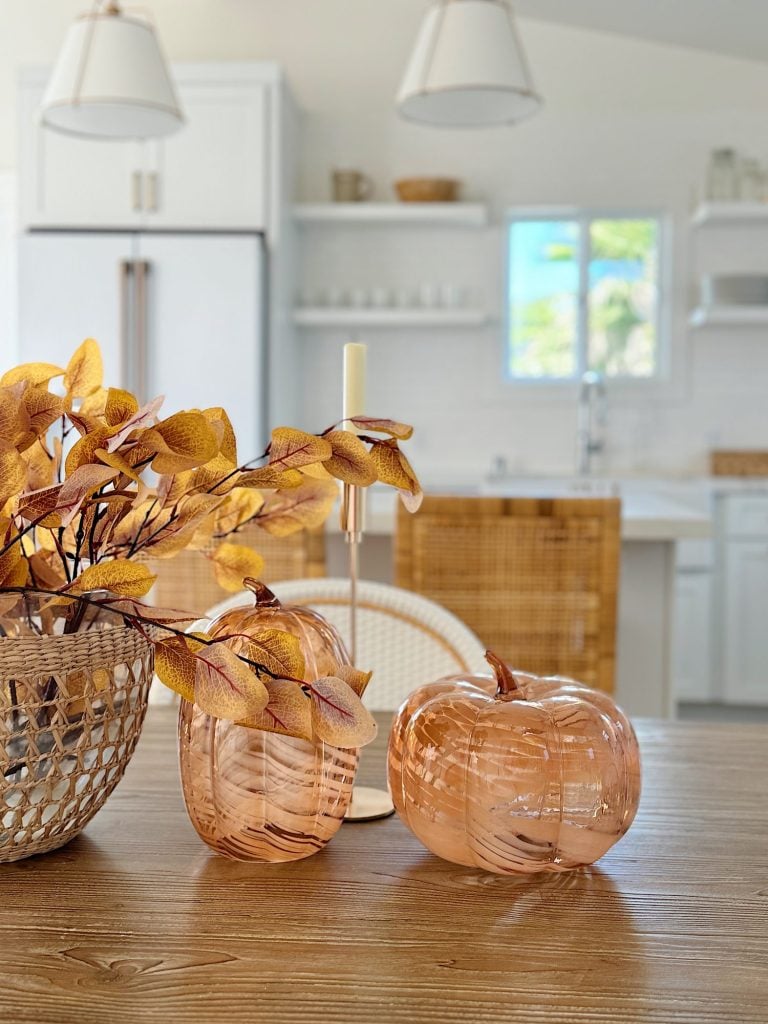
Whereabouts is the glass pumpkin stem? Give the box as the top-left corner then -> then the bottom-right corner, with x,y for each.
485,651 -> 524,701
243,579 -> 281,608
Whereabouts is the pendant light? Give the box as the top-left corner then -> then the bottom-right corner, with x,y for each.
397,0 -> 542,128
41,1 -> 183,140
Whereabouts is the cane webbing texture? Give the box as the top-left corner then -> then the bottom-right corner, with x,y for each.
149,525 -> 327,620
206,578 -> 489,712
395,496 -> 620,693
0,626 -> 153,861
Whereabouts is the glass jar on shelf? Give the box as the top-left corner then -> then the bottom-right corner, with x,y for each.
705,148 -> 739,201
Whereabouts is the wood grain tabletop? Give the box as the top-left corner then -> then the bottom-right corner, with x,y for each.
0,708 -> 766,1024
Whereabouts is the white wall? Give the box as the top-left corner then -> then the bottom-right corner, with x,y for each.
3,2 -> 768,479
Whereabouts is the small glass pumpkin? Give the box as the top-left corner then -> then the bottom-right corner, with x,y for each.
178,581 -> 358,863
388,653 -> 641,875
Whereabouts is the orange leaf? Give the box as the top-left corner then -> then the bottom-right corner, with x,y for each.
323,430 -> 378,486
349,417 -> 414,440
0,363 -> 64,388
237,678 -> 313,741
369,439 -> 423,512
257,478 -> 339,538
142,411 -> 220,475
309,676 -> 378,748
194,643 -> 269,720
268,427 -> 332,470
71,560 -> 156,598
22,441 -> 56,492
64,339 -> 103,398
15,484 -> 63,528
154,636 -> 198,702
209,542 -> 265,593
104,388 -> 139,426
55,464 -> 118,527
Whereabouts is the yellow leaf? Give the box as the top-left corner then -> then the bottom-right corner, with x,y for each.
0,363 -> 64,388
142,411 -> 220,475
142,494 -> 223,558
213,624 -> 306,682
257,478 -> 339,538
194,642 -> 269,720
268,427 -> 332,470
209,542 -> 265,593
334,664 -> 374,698
323,430 -> 378,486
71,560 -> 156,598
22,441 -> 56,492
104,388 -> 139,426
79,386 -> 109,418
65,427 -> 112,475
64,339 -> 103,398
299,461 -> 332,480
237,678 -> 313,741
20,386 -> 63,445
212,488 -> 264,536
203,407 -> 237,465
309,676 -> 378,748
154,636 -> 197,702
369,439 -> 423,512
0,389 -> 30,449
0,448 -> 27,509
0,522 -> 23,588
95,448 -> 141,483
348,416 -> 414,440
238,466 -> 303,490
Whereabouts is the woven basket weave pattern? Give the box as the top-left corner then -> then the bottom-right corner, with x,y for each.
0,626 -> 153,862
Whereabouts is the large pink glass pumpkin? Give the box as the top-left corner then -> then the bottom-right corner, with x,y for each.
179,581 -> 359,863
388,653 -> 641,875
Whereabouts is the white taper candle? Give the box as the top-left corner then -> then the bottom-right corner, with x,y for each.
343,342 -> 367,428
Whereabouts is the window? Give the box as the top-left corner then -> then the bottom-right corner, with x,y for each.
507,213 -> 662,381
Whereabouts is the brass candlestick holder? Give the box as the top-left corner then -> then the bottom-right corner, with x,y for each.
342,482 -> 395,823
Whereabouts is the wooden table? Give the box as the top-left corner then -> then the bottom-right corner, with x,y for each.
1,709 -> 766,1024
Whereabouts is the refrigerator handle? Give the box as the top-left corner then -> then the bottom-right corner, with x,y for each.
131,171 -> 143,212
119,260 -> 135,395
134,260 -> 150,404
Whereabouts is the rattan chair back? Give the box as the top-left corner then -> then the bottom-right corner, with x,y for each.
395,496 -> 621,693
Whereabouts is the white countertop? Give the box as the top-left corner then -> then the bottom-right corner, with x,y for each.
327,479 -> 715,542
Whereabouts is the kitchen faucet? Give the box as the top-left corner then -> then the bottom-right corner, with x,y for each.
576,370 -> 607,476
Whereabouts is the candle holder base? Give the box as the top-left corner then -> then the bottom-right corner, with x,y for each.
344,786 -> 395,822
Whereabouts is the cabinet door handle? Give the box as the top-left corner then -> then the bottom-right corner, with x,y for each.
132,171 -> 143,212
147,172 -> 159,213
119,260 -> 135,390
134,260 -> 150,403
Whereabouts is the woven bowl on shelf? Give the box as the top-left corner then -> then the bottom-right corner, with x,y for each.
394,177 -> 461,202
0,605 -> 153,863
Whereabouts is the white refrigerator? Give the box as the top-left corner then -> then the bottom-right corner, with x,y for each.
17,231 -> 269,459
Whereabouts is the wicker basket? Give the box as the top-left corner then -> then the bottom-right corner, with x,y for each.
394,177 -> 461,202
0,621 -> 153,862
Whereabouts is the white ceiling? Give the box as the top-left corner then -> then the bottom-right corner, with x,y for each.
515,0 -> 768,64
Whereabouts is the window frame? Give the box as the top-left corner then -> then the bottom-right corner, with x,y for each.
503,206 -> 670,389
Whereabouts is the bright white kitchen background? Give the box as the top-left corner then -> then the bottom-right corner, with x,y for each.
0,3 -> 768,481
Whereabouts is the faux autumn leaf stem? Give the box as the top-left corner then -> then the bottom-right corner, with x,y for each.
0,339 -> 421,732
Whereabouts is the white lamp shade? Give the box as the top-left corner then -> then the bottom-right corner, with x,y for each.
397,0 -> 542,127
41,10 -> 183,139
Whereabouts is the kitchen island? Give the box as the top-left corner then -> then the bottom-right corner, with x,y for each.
327,481 -> 712,718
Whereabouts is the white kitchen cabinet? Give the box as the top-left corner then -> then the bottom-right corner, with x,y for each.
19,65 -> 272,232
673,571 -> 713,701
722,539 -> 768,704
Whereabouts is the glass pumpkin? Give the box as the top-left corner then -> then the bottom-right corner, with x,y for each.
178,580 -> 359,863
388,653 -> 641,875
